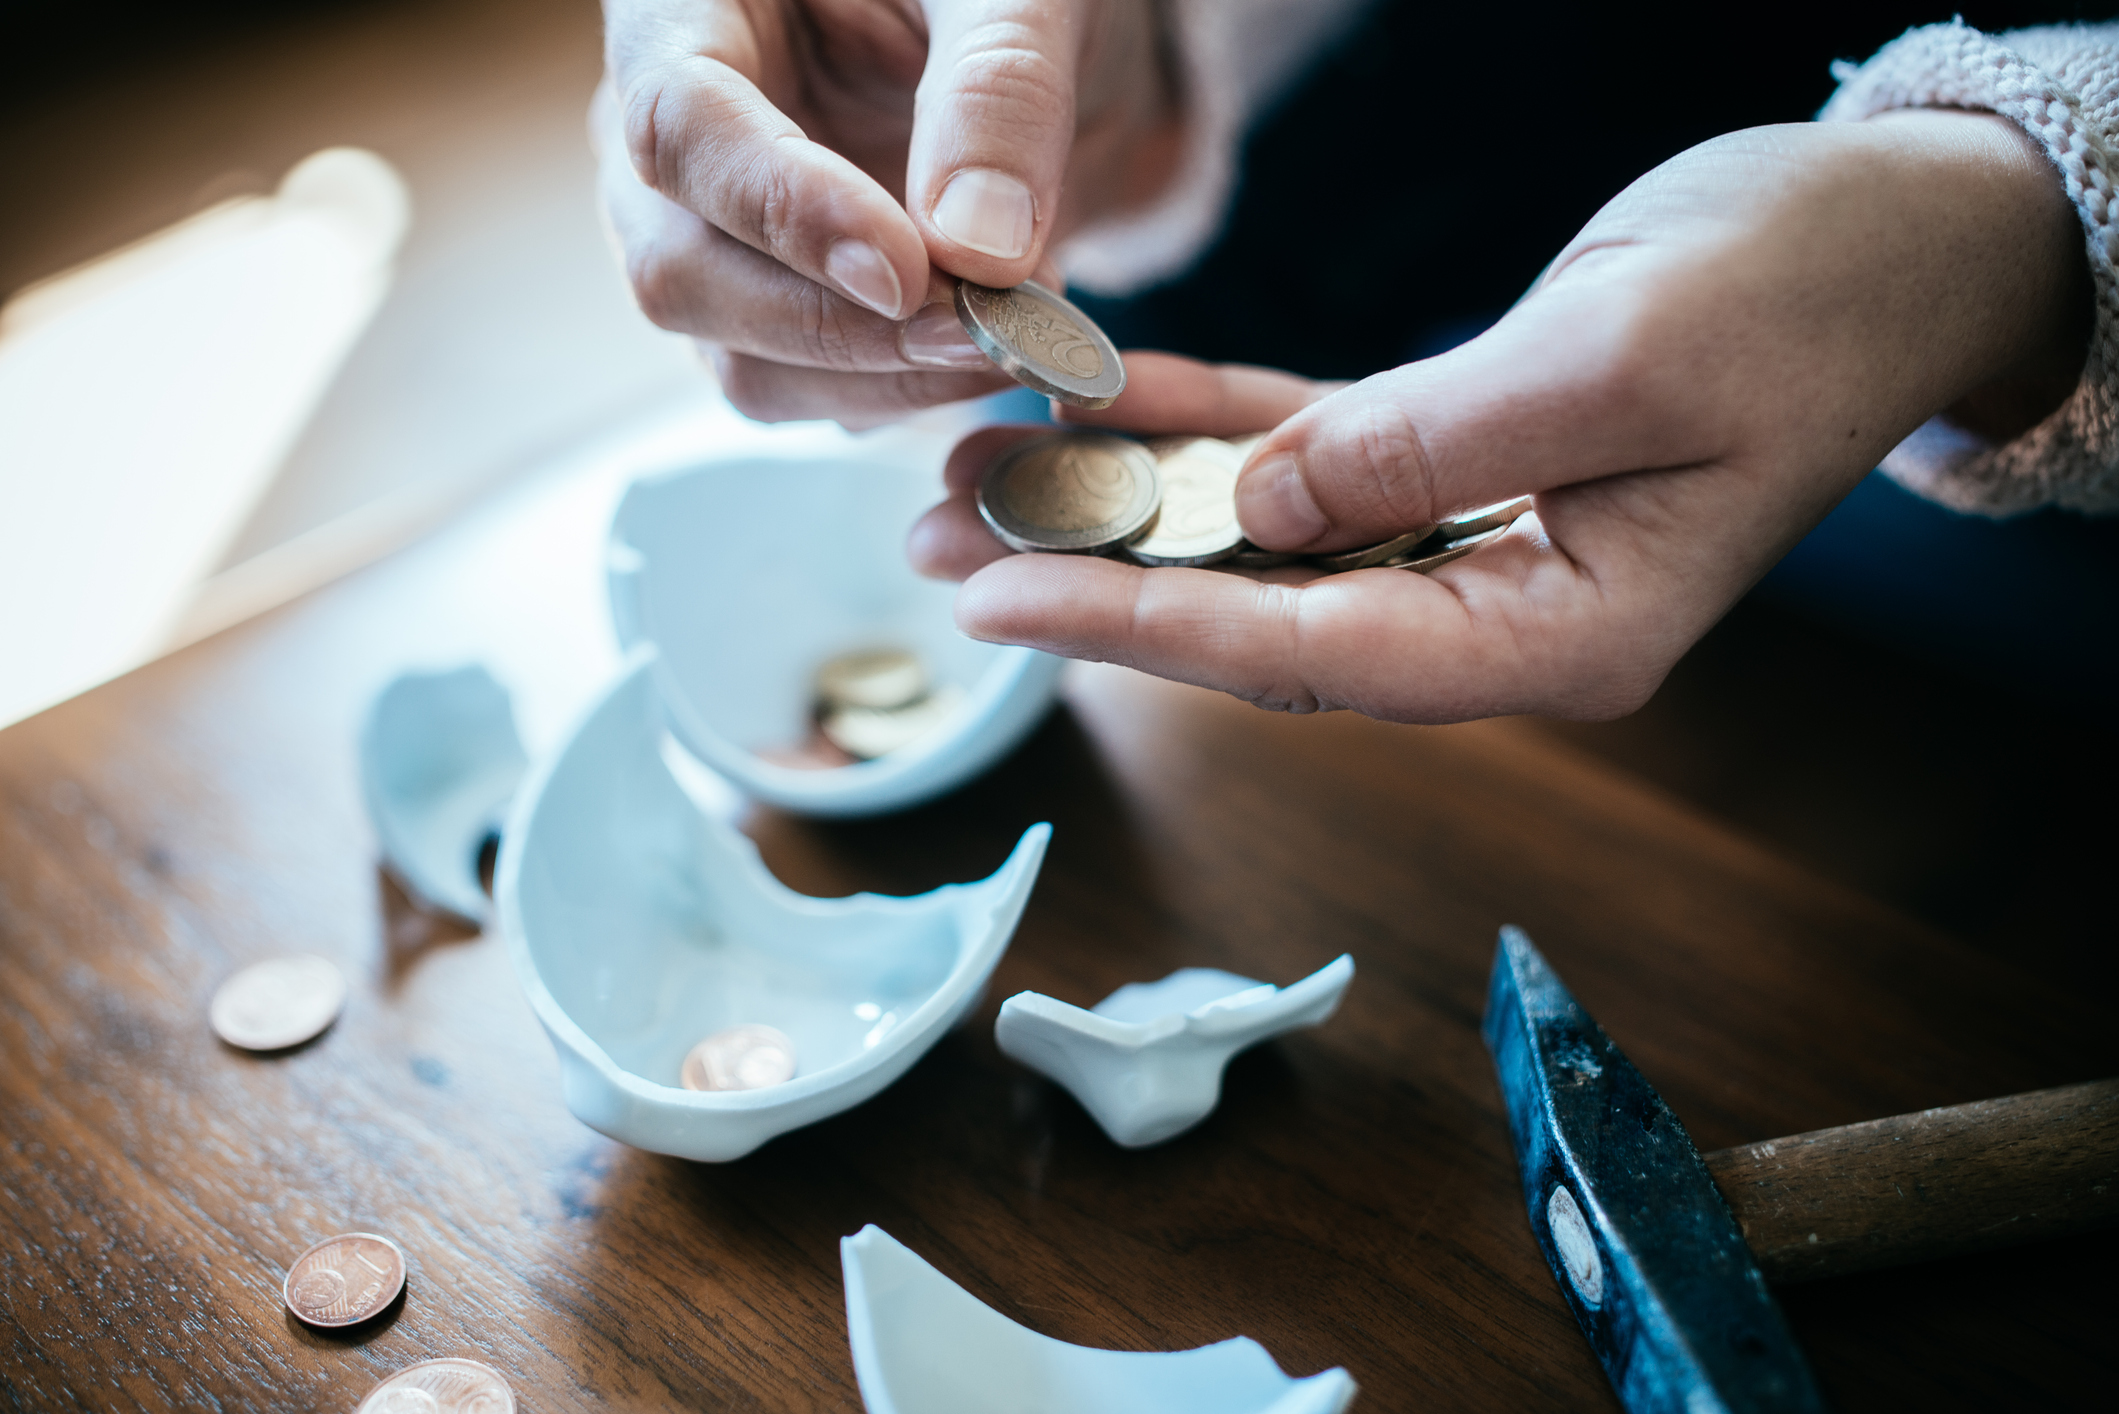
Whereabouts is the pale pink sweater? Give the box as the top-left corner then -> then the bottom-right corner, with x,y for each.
1059,12 -> 2119,517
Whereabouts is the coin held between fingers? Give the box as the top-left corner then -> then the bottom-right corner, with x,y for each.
954,279 -> 1126,407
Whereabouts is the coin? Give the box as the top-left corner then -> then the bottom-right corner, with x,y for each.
954,279 -> 1126,407
820,683 -> 967,761
282,1232 -> 406,1327
1309,526 -> 1440,573
1227,541 -> 1299,569
1127,438 -> 1247,567
815,648 -> 927,712
354,1358 -> 515,1414
977,433 -> 1161,553
681,1024 -> 797,1092
210,955 -> 346,1050
1383,522 -> 1513,572
1435,496 -> 1533,540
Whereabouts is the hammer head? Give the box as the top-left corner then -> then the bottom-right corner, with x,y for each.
1482,928 -> 1825,1414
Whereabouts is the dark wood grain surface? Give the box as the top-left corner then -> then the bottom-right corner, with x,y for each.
3,453 -> 2114,1412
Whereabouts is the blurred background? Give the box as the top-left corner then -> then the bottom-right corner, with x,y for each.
0,0 -> 2110,984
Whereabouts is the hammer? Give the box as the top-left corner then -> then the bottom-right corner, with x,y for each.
1482,927 -> 2118,1413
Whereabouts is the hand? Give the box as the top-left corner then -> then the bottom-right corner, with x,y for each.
909,110 -> 2091,720
598,0 -> 1182,427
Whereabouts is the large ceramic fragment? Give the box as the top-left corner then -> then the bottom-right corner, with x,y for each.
499,655 -> 1049,1161
996,957 -> 1355,1148
841,1226 -> 1357,1414
606,452 -> 1064,817
359,664 -> 527,922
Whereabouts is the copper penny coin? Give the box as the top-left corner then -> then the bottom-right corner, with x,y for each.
282,1232 -> 407,1327
680,1024 -> 798,1091
354,1358 -> 515,1414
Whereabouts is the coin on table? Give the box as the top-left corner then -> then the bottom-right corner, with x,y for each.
354,1357 -> 515,1414
681,1024 -> 798,1092
210,955 -> 346,1050
1435,496 -> 1533,540
954,279 -> 1126,407
283,1232 -> 407,1327
1309,526 -> 1440,573
816,648 -> 927,712
1384,522 -> 1512,573
1128,438 -> 1247,567
821,683 -> 967,761
977,433 -> 1161,554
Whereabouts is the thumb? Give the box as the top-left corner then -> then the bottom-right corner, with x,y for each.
908,0 -> 1085,285
1235,279 -> 1725,552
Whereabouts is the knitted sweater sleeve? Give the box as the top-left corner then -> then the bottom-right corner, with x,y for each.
1821,20 -> 2119,515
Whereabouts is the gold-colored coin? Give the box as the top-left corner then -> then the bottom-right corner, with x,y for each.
954,279 -> 1126,407
1309,526 -> 1440,573
820,684 -> 967,761
1436,496 -> 1533,540
815,648 -> 927,712
1128,438 -> 1246,567
681,1024 -> 798,1092
354,1358 -> 515,1414
976,433 -> 1161,553
1383,522 -> 1513,572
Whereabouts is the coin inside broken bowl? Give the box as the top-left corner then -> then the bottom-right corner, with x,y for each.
607,450 -> 1065,818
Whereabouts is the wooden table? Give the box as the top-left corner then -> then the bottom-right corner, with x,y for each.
3,437 -> 2113,1412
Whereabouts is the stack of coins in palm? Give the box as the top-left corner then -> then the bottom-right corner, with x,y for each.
956,279 -> 1529,572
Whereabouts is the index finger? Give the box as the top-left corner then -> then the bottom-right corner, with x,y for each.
605,0 -> 929,318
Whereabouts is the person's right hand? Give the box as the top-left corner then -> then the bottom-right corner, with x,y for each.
597,0 -> 1181,427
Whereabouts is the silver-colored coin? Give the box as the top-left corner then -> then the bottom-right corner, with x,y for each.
1383,522 -> 1512,573
210,955 -> 346,1051
815,648 -> 927,712
354,1358 -> 515,1414
1128,438 -> 1246,567
681,1024 -> 798,1092
283,1232 -> 407,1328
1226,541 -> 1299,568
1309,526 -> 1440,573
954,279 -> 1126,407
1435,496 -> 1533,540
977,433 -> 1161,554
820,684 -> 967,761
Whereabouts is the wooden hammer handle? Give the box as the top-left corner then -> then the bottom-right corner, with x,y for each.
1703,1077 -> 2119,1284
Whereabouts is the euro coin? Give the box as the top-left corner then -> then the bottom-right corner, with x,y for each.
1127,438 -> 1246,567
283,1232 -> 407,1328
1310,526 -> 1440,573
681,1024 -> 797,1092
977,433 -> 1160,554
820,684 -> 967,761
210,955 -> 346,1051
815,648 -> 927,712
1227,542 -> 1299,568
354,1358 -> 515,1414
1435,496 -> 1533,539
1384,522 -> 1512,572
954,279 -> 1126,407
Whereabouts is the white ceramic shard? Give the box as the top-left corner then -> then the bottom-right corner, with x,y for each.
359,664 -> 527,922
995,956 -> 1355,1148
607,451 -> 1065,818
497,654 -> 1050,1161
841,1225 -> 1356,1414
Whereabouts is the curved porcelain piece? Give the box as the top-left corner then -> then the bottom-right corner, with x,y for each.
842,1225 -> 1356,1414
995,956 -> 1355,1148
607,451 -> 1065,818
359,664 -> 527,922
498,654 -> 1050,1161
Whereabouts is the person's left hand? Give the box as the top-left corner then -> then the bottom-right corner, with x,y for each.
908,110 -> 2091,722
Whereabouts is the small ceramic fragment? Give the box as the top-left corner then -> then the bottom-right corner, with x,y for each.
996,956 -> 1355,1148
841,1225 -> 1357,1414
359,665 -> 527,923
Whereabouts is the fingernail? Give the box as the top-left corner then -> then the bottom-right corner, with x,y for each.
1236,456 -> 1329,548
901,303 -> 992,368
931,169 -> 1034,259
826,238 -> 903,317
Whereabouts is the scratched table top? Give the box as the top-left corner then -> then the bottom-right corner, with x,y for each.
2,440 -> 2113,1412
